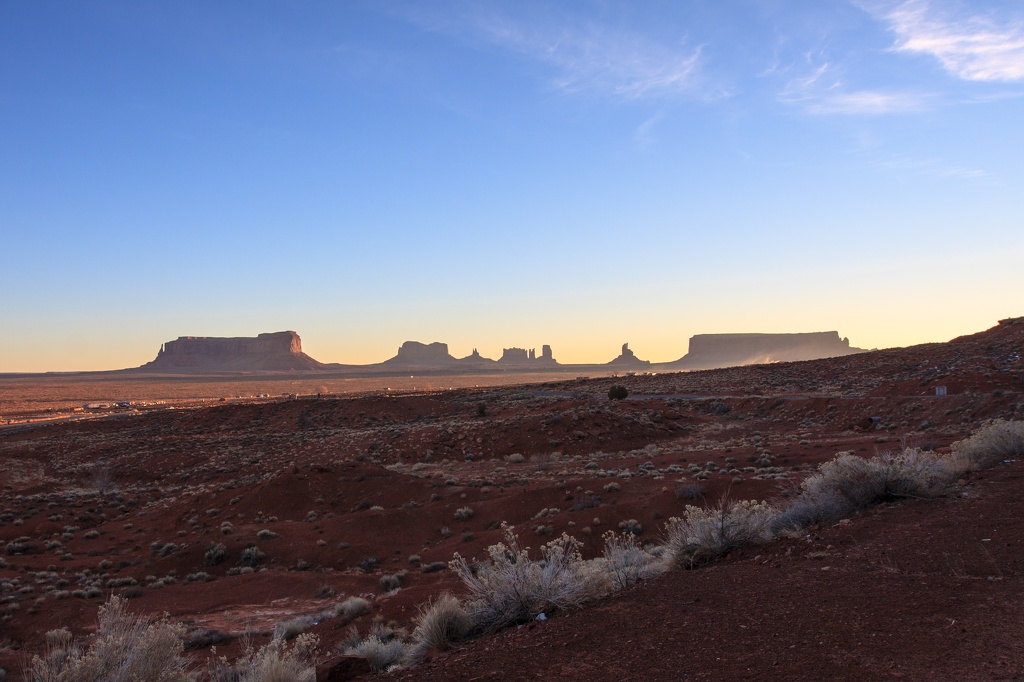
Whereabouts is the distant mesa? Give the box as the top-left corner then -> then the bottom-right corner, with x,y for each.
608,343 -> 651,368
379,341 -> 556,369
128,329 -> 864,375
138,331 -> 323,373
498,345 -> 556,366
382,341 -> 460,368
666,332 -> 863,370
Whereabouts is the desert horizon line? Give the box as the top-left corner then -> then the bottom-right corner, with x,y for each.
1,328 -> 867,376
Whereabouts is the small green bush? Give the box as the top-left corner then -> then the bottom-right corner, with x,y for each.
608,385 -> 628,400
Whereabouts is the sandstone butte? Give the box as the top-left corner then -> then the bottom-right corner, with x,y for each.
134,330 -> 864,375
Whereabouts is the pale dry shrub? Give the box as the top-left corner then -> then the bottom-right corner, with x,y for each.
950,420 -> 1024,472
335,596 -> 371,621
223,632 -> 318,682
665,499 -> 776,569
378,571 -> 407,592
450,524 -> 592,632
273,615 -> 314,642
26,596 -> 192,682
342,635 -> 412,671
205,543 -> 227,566
775,448 -> 956,530
239,546 -> 265,567
774,424 -> 1024,532
453,507 -> 474,521
617,519 -> 642,535
602,531 -> 661,589
409,592 -> 473,658
24,629 -> 78,682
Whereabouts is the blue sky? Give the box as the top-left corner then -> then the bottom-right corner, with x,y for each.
2,0 -> 1022,371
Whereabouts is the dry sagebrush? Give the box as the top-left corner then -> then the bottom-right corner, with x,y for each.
665,499 -> 776,569
450,524 -> 593,632
774,448 -> 955,530
209,633 -> 319,682
950,419 -> 1024,472
601,531 -> 661,590
26,596 -> 191,682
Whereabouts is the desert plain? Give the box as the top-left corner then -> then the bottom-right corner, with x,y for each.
1,318 -> 1023,680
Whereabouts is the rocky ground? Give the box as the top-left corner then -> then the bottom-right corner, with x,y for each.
0,318 -> 1022,680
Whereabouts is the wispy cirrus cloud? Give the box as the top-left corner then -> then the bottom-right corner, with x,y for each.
632,111 -> 663,150
806,89 -> 931,114
876,152 -> 988,178
402,6 -> 704,101
870,0 -> 1024,82
780,60 -> 932,114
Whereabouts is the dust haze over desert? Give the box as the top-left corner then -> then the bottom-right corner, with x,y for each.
2,1 -> 1024,681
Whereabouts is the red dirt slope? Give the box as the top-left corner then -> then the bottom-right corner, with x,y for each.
389,461 -> 1024,681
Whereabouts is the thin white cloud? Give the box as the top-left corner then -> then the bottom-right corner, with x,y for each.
633,111 -> 663,150
403,6 -> 704,100
873,0 -> 1024,82
877,152 -> 988,178
780,61 -> 931,114
808,89 -> 931,114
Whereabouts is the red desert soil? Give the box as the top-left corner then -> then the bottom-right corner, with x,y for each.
0,318 -> 1022,680
389,461 -> 1024,681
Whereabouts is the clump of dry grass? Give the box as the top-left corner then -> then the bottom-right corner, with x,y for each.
409,592 -> 473,659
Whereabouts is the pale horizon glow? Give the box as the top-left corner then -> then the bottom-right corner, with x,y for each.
2,1 -> 1022,372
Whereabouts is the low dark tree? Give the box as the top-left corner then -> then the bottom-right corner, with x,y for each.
608,385 -> 628,400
